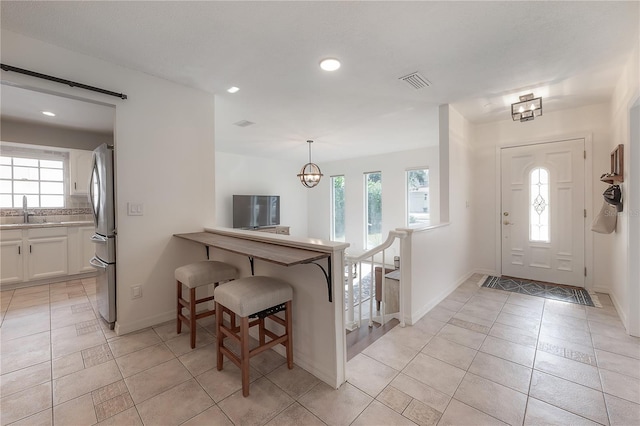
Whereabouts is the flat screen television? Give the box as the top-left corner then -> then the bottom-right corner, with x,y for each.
233,195 -> 280,229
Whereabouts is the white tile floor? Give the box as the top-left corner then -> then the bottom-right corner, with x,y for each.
1,275 -> 639,425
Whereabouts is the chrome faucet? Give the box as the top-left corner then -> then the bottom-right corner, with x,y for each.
22,195 -> 33,223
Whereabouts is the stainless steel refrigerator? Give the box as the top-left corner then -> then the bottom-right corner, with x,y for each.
89,144 -> 116,329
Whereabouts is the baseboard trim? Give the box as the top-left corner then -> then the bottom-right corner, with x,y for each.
1,271 -> 97,291
410,270 -> 475,325
608,290 -> 628,331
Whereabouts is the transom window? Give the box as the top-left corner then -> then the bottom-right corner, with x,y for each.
0,155 -> 65,208
530,167 -> 549,242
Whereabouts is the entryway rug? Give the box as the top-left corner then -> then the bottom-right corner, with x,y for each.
481,276 -> 601,307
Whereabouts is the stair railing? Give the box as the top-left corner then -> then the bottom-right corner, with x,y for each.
345,230 -> 408,330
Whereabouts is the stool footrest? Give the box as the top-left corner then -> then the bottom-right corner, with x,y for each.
249,334 -> 287,357
249,303 -> 286,319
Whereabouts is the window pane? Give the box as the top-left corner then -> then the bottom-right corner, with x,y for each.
40,182 -> 64,194
530,167 -> 550,242
13,167 -> 39,180
41,168 -> 64,181
0,180 -> 11,193
14,181 -> 39,194
0,194 -> 12,207
365,172 -> 382,249
0,157 -> 11,165
13,157 -> 38,167
0,165 -> 12,179
40,159 -> 63,169
41,195 -> 64,207
15,194 -> 39,208
331,176 -> 345,242
407,168 -> 429,226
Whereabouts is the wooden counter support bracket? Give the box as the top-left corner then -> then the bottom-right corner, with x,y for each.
308,256 -> 332,302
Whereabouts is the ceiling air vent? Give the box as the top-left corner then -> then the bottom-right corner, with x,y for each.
399,72 -> 431,90
234,120 -> 255,127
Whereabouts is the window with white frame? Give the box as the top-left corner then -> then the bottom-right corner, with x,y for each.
0,152 -> 65,208
406,168 -> 429,226
530,167 -> 550,242
331,175 -> 345,242
365,171 -> 382,249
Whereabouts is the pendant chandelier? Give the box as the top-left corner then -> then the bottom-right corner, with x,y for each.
297,140 -> 323,188
511,93 -> 542,122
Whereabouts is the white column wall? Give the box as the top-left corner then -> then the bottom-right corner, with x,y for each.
214,151 -> 309,237
408,105 -> 475,322
1,30 -> 217,334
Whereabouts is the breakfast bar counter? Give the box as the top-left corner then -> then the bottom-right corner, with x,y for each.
174,226 -> 349,388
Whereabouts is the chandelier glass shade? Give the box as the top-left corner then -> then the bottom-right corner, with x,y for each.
511,93 -> 542,122
297,140 -> 323,188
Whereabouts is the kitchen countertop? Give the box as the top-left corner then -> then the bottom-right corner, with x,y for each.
0,220 -> 93,230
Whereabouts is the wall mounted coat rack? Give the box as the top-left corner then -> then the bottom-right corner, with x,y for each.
600,144 -> 624,184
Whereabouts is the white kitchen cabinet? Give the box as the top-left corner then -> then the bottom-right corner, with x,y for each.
0,230 -> 24,284
26,228 -> 68,281
69,149 -> 93,196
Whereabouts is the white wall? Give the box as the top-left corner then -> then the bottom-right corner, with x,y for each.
1,118 -> 113,150
307,147 -> 440,253
407,105 -> 475,322
1,30 -> 217,334
215,151 -> 309,237
608,44 -> 640,334
471,104 -> 612,289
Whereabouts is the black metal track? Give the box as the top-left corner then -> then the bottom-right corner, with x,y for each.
1,63 -> 128,100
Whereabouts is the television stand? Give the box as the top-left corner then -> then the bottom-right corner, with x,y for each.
252,226 -> 290,235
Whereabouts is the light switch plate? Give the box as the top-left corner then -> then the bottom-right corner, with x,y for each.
127,202 -> 144,216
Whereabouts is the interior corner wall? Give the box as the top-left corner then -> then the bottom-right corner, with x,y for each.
306,146 -> 440,252
471,103 -> 612,287
214,151 -> 309,237
1,30 -> 217,334
608,43 -> 640,333
408,105 -> 475,322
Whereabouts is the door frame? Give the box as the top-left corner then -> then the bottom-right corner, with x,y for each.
494,133 -> 593,290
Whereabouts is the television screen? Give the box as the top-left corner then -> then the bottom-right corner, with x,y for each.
233,195 -> 280,228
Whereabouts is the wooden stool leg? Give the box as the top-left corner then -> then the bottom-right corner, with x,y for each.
259,317 -> 265,345
190,287 -> 196,349
241,316 -> 250,397
216,302 -> 223,371
176,281 -> 182,334
285,300 -> 293,369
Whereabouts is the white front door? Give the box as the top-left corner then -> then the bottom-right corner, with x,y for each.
501,139 -> 585,287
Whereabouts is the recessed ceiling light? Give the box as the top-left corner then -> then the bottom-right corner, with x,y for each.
227,86 -> 240,93
320,58 -> 341,71
42,111 -> 56,117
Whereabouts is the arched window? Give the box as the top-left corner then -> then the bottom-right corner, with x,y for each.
530,167 -> 550,242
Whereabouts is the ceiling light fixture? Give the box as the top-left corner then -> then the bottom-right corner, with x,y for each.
297,140 -> 323,188
227,86 -> 240,93
319,58 -> 341,71
42,111 -> 56,117
511,94 -> 542,122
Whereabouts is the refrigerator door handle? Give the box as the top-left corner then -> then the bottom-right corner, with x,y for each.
91,234 -> 108,243
90,256 -> 108,270
89,155 -> 101,227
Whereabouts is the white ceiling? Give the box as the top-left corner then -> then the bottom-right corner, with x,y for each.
1,83 -> 115,134
1,1 -> 638,162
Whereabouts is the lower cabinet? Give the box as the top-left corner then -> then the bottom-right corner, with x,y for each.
0,230 -> 24,284
0,225 -> 95,286
26,233 -> 68,281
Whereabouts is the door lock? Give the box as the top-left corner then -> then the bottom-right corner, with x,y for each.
503,212 -> 509,216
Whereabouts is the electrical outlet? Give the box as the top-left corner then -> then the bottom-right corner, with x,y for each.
131,285 -> 142,299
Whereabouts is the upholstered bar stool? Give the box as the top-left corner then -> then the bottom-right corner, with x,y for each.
214,276 -> 293,397
175,260 -> 238,349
